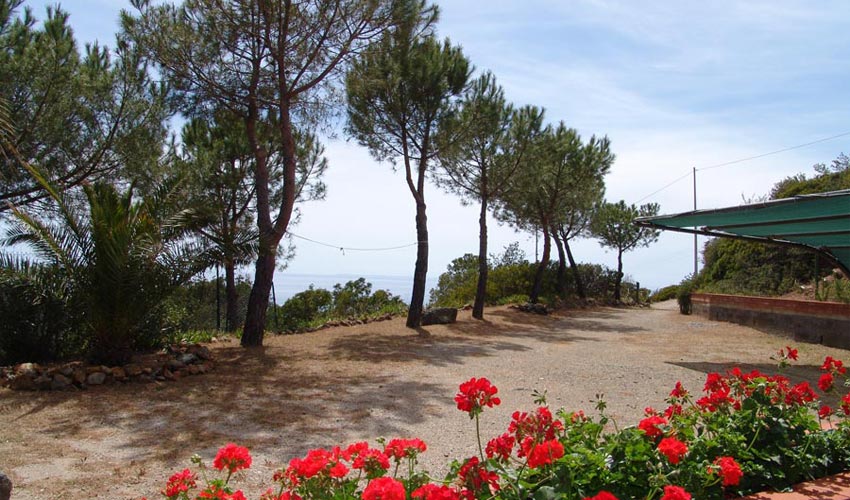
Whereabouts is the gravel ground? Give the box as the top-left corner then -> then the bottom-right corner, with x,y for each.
1,302 -> 848,499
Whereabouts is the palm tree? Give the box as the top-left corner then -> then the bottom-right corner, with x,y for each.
3,165 -> 207,364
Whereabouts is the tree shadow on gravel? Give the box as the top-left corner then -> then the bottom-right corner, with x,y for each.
1,342 -> 449,469
323,330 -> 532,366
486,308 -> 648,335
670,361 -> 844,406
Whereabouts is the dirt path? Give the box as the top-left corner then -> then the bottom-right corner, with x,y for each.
1,303 -> 847,499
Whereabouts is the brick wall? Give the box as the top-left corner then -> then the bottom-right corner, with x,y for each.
691,293 -> 850,348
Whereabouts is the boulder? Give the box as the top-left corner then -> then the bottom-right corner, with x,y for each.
86,372 -> 107,385
124,364 -> 143,377
517,302 -> 549,315
178,353 -> 199,365
421,307 -> 458,326
51,373 -> 72,390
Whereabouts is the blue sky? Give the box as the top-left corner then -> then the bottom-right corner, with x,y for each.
21,1 -> 850,294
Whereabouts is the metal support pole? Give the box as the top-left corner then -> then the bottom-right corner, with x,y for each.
693,167 -> 698,277
215,264 -> 221,331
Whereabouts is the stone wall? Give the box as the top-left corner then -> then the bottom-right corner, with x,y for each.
691,293 -> 850,348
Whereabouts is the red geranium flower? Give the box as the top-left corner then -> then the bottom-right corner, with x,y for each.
638,415 -> 667,438
384,438 -> 427,460
485,433 -> 515,462
213,443 -> 252,474
455,377 -> 501,417
712,456 -> 743,487
785,381 -> 818,405
509,406 -> 564,455
162,468 -> 196,498
660,485 -> 691,500
526,439 -> 564,468
657,437 -> 688,465
669,381 -> 688,399
822,356 -> 846,374
842,393 -> 850,415
362,477 -> 406,500
819,373 -> 835,392
583,492 -> 619,500
412,484 -> 462,500
458,456 -> 500,494
820,405 -> 834,419
198,485 -> 247,500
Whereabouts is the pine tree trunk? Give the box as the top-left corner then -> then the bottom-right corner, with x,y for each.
241,248 -> 275,346
552,229 -> 567,298
530,224 -> 551,304
614,249 -> 624,303
565,239 -> 586,300
473,197 -> 489,320
225,259 -> 238,332
406,200 -> 429,330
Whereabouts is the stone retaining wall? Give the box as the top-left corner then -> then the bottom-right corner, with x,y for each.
691,293 -> 850,348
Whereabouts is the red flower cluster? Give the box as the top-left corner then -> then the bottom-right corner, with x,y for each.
669,381 -> 688,399
285,447 -> 349,483
657,437 -> 688,465
259,490 -> 301,500
162,468 -> 196,498
412,484 -> 462,500
822,356 -> 846,374
362,477 -> 406,500
198,485 -> 247,500
384,438 -> 427,461
638,415 -> 667,438
348,443 -> 391,475
583,492 -> 619,500
485,432 -> 515,462
819,405 -> 834,419
213,443 -> 252,474
819,372 -> 835,392
509,406 -> 564,457
526,439 -> 565,468
660,485 -> 691,500
457,456 -> 500,495
710,456 -> 743,487
778,346 -> 798,361
455,377 -> 501,417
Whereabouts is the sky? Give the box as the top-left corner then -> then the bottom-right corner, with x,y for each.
20,0 -> 850,296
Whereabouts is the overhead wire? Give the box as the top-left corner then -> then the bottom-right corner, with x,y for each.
632,130 -> 850,204
287,231 -> 418,254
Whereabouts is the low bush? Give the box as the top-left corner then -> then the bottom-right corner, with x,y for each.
269,278 -> 407,333
650,285 -> 679,303
149,348 -> 850,500
429,244 -> 627,308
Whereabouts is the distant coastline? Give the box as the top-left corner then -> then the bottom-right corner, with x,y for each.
272,272 -> 438,304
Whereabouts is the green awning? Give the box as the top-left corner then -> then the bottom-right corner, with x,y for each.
635,189 -> 850,276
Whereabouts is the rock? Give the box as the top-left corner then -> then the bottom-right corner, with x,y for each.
517,302 -> 549,315
187,365 -> 200,375
162,368 -> 175,381
59,366 -> 74,377
421,307 -> 458,326
14,363 -> 39,377
167,359 -> 185,371
86,372 -> 107,385
9,374 -> 35,391
187,345 -> 212,361
72,369 -> 87,386
110,367 -> 127,380
33,375 -> 51,390
0,471 -> 11,500
124,364 -> 142,377
51,373 -> 72,390
178,353 -> 198,365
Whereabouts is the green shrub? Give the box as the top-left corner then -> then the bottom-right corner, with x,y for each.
276,286 -> 333,332
650,284 -> 679,302
0,265 -> 85,364
270,279 -> 408,332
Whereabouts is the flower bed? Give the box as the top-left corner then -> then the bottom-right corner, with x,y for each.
146,347 -> 850,499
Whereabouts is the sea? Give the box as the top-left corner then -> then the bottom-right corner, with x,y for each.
271,273 -> 439,304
